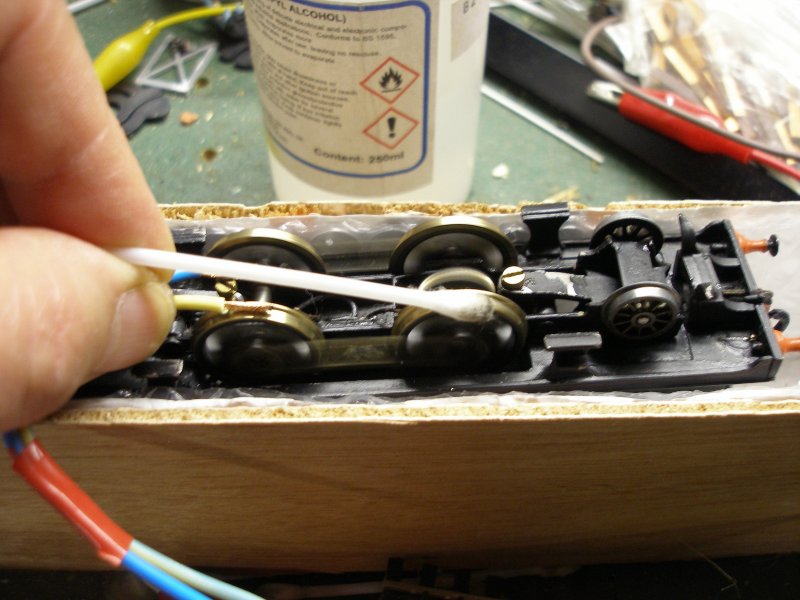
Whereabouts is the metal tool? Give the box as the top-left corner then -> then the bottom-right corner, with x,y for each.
481,82 -> 605,163
68,0 -> 107,14
135,34 -> 218,94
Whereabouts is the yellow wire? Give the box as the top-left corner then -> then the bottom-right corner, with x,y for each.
93,3 -> 241,91
173,295 -> 227,314
155,4 -> 240,31
19,428 -> 34,445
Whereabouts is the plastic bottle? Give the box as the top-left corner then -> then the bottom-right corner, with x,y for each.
245,0 -> 490,202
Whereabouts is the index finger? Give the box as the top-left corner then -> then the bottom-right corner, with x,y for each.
0,0 -> 173,252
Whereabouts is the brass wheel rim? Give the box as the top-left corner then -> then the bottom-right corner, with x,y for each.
193,303 -> 324,377
392,291 -> 528,365
207,228 -> 326,273
389,217 -> 517,275
418,267 -> 496,292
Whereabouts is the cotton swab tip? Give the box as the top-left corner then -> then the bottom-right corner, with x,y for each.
424,289 -> 496,323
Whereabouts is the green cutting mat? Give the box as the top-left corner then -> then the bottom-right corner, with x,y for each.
75,0 -> 686,206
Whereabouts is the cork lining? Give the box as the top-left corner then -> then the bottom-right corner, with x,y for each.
159,189 -> 582,219
52,399 -> 800,425
158,193 -> 763,221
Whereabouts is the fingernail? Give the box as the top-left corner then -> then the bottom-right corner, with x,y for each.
98,281 -> 175,374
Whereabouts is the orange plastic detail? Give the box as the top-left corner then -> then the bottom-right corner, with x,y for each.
12,441 -> 133,565
773,330 -> 800,354
736,232 -> 770,254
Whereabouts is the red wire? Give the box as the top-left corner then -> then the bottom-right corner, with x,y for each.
616,89 -> 800,185
751,150 -> 800,181
12,440 -> 133,565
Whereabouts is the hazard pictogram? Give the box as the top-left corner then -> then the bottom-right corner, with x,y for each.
363,108 -> 418,150
360,57 -> 420,104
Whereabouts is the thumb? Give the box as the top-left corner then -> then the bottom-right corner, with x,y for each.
0,228 -> 175,430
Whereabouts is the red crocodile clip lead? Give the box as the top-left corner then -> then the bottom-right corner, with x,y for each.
585,80 -> 800,182
616,88 -> 754,164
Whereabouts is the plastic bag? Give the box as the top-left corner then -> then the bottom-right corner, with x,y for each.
622,0 -> 800,153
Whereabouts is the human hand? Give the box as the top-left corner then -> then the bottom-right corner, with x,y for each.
0,0 -> 176,430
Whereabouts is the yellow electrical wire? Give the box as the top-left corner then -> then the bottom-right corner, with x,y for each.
93,3 -> 240,91
155,5 -> 239,30
19,428 -> 35,446
173,295 -> 227,314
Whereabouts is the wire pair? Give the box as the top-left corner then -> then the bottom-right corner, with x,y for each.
3,427 -> 263,600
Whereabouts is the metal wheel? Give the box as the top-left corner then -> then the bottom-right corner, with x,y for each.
207,228 -> 326,271
207,229 -> 326,302
388,217 -> 517,275
590,213 -> 664,252
311,229 -> 361,257
392,292 -> 527,367
602,284 -> 681,341
193,304 -> 323,380
418,267 -> 496,292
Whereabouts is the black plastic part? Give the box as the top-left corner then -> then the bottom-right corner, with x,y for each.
521,202 -> 571,255
107,84 -> 170,137
485,13 -> 800,200
542,332 -> 601,381
219,39 -> 252,69
77,212 -> 785,401
544,332 -> 603,351
131,359 -> 184,381
767,234 -> 780,256
217,13 -> 252,69
769,309 -> 790,332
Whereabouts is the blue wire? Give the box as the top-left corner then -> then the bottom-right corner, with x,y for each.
3,430 -> 25,455
130,540 -> 264,600
170,271 -> 202,284
122,551 -> 212,600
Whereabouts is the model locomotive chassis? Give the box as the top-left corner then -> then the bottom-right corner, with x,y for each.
82,204 -> 787,401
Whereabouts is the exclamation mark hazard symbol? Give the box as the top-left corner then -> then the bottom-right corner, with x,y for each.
364,108 -> 418,150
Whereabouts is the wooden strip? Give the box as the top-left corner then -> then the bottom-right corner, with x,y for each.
1,409 -> 798,570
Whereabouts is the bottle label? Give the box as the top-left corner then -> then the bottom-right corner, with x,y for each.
248,0 -> 437,196
451,0 -> 489,60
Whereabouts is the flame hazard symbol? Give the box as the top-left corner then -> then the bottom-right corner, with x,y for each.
360,57 -> 420,104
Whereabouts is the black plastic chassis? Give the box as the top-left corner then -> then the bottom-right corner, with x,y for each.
81,206 -> 783,401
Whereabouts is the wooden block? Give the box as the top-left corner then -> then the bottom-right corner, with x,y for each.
1,400 -> 799,571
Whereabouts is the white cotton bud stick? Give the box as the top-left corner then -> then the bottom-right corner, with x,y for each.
113,248 -> 496,323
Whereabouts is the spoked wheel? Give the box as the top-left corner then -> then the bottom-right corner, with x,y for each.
389,217 -> 517,275
590,213 -> 664,252
602,284 -> 681,342
206,228 -> 326,302
392,292 -> 527,368
193,304 -> 323,381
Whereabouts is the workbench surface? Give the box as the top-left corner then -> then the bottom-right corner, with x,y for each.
76,0 -> 685,206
